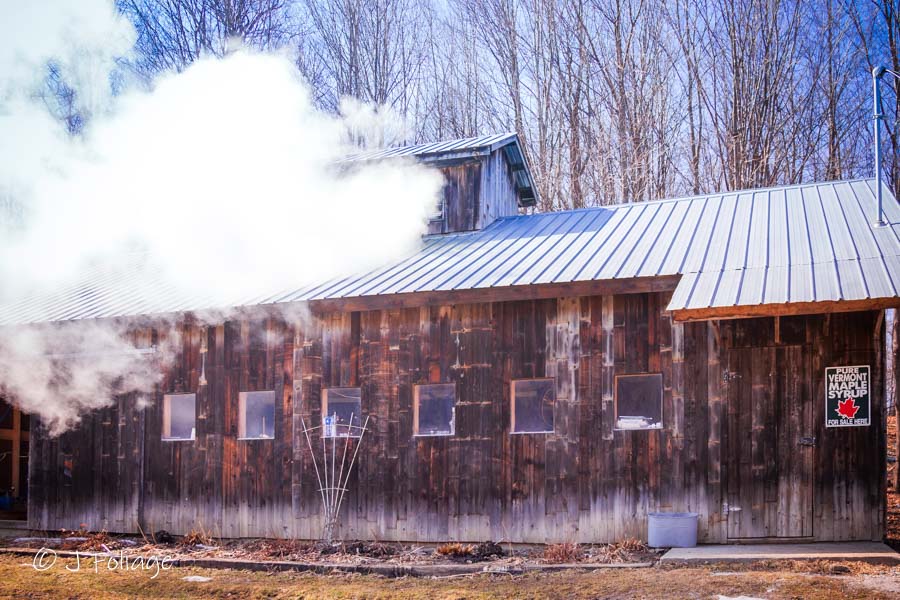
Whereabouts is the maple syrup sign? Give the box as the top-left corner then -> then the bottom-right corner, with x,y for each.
825,365 -> 871,428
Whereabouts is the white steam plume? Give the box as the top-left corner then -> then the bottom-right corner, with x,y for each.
0,1 -> 443,434
0,320 -> 179,435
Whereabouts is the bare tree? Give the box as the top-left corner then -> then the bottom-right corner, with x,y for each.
298,0 -> 429,118
668,0 -> 711,194
112,0 -> 898,208
118,0 -> 295,78
848,0 -> 900,198
420,3 -> 496,140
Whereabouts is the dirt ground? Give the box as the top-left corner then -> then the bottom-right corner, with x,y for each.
1,533 -> 661,568
0,553 -> 898,600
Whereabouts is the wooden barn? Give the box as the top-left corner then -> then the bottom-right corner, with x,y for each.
1,132 -> 898,544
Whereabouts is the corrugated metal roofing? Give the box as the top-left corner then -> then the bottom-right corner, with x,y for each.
1,178 -> 898,325
344,132 -> 537,206
343,132 -> 519,162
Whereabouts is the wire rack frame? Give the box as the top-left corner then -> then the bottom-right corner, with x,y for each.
298,413 -> 371,542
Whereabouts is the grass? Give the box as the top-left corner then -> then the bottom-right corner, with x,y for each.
542,542 -> 580,563
0,554 -> 895,599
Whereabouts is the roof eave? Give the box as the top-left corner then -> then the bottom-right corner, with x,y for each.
670,296 -> 900,322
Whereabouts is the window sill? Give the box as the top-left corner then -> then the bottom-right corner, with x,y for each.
613,426 -> 663,432
510,430 -> 554,435
161,437 -> 195,442
237,436 -> 274,441
413,432 -> 454,438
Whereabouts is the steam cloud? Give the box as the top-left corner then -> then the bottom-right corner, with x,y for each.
0,321 -> 180,435
0,0 -> 443,434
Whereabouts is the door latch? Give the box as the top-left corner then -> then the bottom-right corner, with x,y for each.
799,436 -> 816,447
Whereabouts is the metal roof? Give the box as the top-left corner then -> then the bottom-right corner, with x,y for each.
344,132 -> 537,206
1,179 -> 898,325
343,132 -> 519,162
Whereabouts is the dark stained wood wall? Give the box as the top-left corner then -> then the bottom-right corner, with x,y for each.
426,148 -> 521,235
27,295 -> 886,543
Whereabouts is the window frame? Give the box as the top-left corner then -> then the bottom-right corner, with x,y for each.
613,372 -> 664,431
238,390 -> 276,440
322,387 -> 363,438
413,383 -> 456,437
431,195 -> 445,221
510,377 -> 556,435
161,393 -> 197,442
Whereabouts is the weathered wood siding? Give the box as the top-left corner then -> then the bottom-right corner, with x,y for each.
427,148 -> 520,235
476,149 -> 519,230
27,295 -> 885,543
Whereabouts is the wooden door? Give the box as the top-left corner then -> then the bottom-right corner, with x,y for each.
726,345 -> 813,539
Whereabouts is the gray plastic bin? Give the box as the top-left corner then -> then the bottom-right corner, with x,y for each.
647,512 -> 698,548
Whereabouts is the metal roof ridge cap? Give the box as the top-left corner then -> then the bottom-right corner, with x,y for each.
421,228 -> 493,241
345,132 -> 518,161
582,177 -> 879,210
678,255 -> 900,275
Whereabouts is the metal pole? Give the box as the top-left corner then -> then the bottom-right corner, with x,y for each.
873,66 -> 885,226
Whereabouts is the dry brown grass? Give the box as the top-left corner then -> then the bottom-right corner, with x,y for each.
542,542 -> 581,563
341,541 -> 398,558
591,537 -> 650,563
243,538 -> 312,560
0,554 -> 895,599
60,530 -> 114,552
178,528 -> 213,548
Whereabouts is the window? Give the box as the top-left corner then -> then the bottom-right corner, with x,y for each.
511,378 -> 555,434
414,383 -> 456,436
322,387 -> 362,438
162,393 -> 196,441
615,373 -> 663,430
239,391 -> 275,439
431,196 -> 444,221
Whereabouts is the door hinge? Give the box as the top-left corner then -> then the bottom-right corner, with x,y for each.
798,436 -> 816,447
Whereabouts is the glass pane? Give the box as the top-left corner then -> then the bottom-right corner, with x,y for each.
323,387 -> 362,437
241,391 -> 275,439
416,383 -> 455,435
163,394 -> 196,440
512,379 -> 555,433
616,374 -> 663,429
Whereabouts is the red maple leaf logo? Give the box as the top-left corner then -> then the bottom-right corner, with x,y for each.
836,397 -> 859,419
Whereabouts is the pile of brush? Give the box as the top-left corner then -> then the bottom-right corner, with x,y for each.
588,538 -> 651,563
542,542 -> 581,563
435,541 -> 504,562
